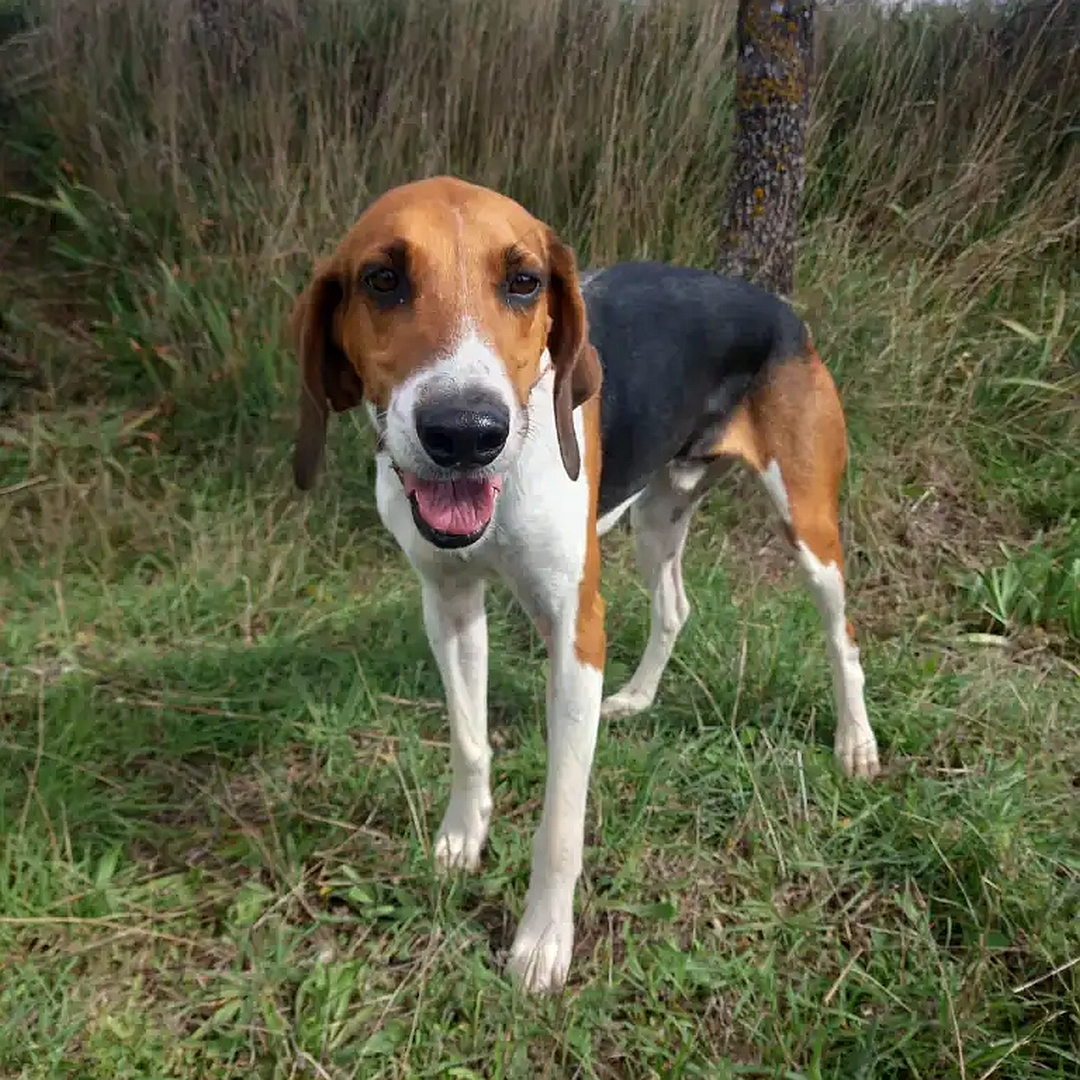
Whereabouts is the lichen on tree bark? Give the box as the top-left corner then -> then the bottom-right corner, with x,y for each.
715,0 -> 814,298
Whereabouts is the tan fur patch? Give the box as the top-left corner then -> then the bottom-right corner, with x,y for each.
710,347 -> 851,599
573,394 -> 606,670
709,401 -> 764,472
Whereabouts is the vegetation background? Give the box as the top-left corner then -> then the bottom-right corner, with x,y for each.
1,0 -> 1078,1075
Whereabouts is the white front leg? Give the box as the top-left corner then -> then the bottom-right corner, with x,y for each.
506,613 -> 604,994
421,576 -> 493,872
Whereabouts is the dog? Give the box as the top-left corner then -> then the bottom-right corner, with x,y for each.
290,175 -> 880,994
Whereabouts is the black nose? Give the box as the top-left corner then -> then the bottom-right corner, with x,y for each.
414,395 -> 510,468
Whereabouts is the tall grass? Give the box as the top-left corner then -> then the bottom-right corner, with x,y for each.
4,0 -> 1076,574
2,0 -> 1078,611
1,0 -> 1076,559
6,0 -> 1078,269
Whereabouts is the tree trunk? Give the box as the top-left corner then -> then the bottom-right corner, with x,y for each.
715,0 -> 814,297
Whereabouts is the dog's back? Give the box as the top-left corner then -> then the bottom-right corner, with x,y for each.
583,261 -> 807,515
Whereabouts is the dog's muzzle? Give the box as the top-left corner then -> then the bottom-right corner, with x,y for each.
401,388 -> 510,549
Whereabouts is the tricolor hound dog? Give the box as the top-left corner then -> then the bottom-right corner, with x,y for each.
291,176 -> 880,994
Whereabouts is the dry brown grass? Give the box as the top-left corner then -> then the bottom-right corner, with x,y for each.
6,0 -> 1077,269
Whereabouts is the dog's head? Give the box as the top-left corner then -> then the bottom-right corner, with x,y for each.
291,176 -> 600,548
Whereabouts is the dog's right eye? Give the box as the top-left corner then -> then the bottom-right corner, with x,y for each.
362,267 -> 400,296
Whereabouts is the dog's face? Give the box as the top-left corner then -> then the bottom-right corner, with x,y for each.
292,176 -> 600,549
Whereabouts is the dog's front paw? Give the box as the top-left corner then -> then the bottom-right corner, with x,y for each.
835,723 -> 880,780
600,686 -> 654,720
433,792 -> 491,873
506,892 -> 575,994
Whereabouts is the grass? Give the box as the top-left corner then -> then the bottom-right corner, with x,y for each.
1,0 -> 1079,1075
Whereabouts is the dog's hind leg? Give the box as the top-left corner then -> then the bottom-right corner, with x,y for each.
711,349 -> 880,779
600,462 -> 715,720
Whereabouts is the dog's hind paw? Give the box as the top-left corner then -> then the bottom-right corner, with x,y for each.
600,687 -> 654,720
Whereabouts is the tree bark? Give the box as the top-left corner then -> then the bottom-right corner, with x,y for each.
715,0 -> 814,297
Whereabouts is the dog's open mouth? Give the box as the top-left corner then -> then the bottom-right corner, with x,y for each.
398,470 -> 501,549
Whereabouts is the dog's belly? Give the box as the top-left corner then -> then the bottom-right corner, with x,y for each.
583,261 -> 807,517
595,359 -> 757,516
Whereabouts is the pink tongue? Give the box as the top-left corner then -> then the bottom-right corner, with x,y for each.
402,473 -> 499,535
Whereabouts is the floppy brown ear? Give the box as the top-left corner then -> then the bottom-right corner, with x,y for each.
291,261 -> 364,490
547,231 -> 601,481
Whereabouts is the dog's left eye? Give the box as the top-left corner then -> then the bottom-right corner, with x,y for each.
363,267 -> 400,295
506,272 -> 541,300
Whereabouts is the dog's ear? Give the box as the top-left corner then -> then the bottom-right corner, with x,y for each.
547,231 -> 601,481
291,260 -> 364,490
